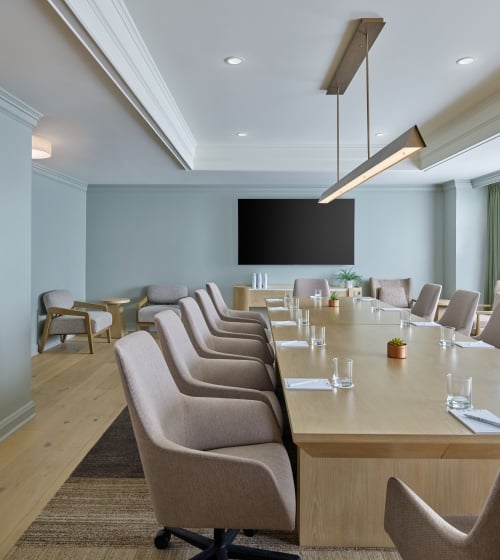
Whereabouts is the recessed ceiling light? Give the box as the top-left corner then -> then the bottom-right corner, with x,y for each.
375,132 -> 384,137
235,132 -> 248,137
224,56 -> 244,65
456,57 -> 475,65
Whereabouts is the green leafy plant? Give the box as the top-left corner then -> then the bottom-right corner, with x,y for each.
388,337 -> 406,346
330,291 -> 339,301
336,267 -> 362,286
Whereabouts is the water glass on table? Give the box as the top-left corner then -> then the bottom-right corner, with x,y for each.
331,357 -> 354,388
440,325 -> 456,347
309,325 -> 326,347
446,373 -> 472,409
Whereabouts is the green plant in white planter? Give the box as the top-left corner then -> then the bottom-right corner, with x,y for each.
336,268 -> 362,289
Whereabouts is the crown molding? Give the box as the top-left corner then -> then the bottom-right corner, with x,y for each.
472,171 -> 500,189
47,0 -> 196,169
0,87 -> 42,128
195,143 -> 420,173
32,163 -> 88,192
420,90 -> 500,171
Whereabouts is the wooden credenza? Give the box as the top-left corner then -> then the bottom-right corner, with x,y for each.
232,284 -> 362,311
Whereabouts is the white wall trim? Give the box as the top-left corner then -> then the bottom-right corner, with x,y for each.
472,171 -> 500,189
420,90 -> 500,171
0,401 -> 36,442
33,163 -> 88,192
47,0 -> 196,169
87,183 -> 438,195
0,86 -> 42,128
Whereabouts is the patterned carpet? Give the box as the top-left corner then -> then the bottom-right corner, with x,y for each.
6,410 -> 401,560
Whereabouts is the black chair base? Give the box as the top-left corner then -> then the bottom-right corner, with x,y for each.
154,526 -> 301,560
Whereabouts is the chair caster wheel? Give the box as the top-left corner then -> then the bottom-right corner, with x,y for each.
243,529 -> 257,537
154,528 -> 171,549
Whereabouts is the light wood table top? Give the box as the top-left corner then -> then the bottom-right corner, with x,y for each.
270,299 -> 500,457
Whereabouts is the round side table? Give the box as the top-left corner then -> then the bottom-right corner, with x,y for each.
101,297 -> 131,338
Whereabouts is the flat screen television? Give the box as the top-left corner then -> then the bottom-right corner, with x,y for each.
238,198 -> 355,265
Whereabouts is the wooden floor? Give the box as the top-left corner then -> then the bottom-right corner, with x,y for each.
0,336 -> 126,559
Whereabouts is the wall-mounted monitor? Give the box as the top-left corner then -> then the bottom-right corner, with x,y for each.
238,198 -> 355,265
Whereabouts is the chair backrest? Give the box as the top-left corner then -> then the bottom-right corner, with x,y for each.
206,282 -> 229,316
293,278 -> 330,297
411,283 -> 442,321
43,289 -> 75,311
147,284 -> 188,304
180,296 -> 216,353
369,278 -> 412,307
477,304 -> 500,348
195,288 -> 225,331
438,289 -> 480,335
154,309 -> 207,390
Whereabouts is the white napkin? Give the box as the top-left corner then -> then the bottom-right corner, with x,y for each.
266,298 -> 283,302
381,307 -> 402,312
454,340 -> 495,348
410,321 -> 438,327
276,340 -> 309,348
285,378 -> 332,390
271,320 -> 297,326
268,306 -> 288,311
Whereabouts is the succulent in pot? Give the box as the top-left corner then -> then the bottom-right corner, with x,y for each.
387,337 -> 407,359
329,291 -> 340,307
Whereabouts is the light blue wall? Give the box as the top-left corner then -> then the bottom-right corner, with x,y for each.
86,183 -> 444,329
0,91 -> 37,439
31,167 -> 87,353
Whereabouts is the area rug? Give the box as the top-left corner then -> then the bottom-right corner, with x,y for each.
6,409 -> 401,560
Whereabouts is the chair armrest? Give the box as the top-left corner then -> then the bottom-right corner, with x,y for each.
74,300 -> 108,311
477,303 -> 492,310
384,477 -> 467,558
200,358 -> 274,391
183,396 -> 282,450
47,306 -> 89,318
136,296 -> 149,310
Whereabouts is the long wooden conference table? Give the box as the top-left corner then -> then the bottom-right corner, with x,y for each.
267,296 -> 500,547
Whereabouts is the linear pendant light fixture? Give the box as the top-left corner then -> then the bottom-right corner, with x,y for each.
319,18 -> 426,204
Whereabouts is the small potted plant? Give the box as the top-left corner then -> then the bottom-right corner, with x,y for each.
336,267 -> 363,289
329,291 -> 340,307
387,337 -> 407,359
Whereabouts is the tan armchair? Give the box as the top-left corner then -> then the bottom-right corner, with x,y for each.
114,331 -> 298,560
437,289 -> 480,336
369,277 -> 413,308
292,277 -> 329,297
39,289 -> 112,354
385,473 -> 500,559
135,284 -> 188,331
474,280 -> 500,336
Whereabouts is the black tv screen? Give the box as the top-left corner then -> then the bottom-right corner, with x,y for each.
238,198 -> 355,265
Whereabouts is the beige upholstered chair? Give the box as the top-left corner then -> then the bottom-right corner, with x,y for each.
206,281 -> 268,328
369,277 -> 413,308
292,278 -> 329,297
474,280 -> 500,336
114,331 -> 297,560
154,310 -> 282,428
135,284 -> 188,331
437,289 -> 480,336
195,289 -> 270,343
180,296 -> 275,368
475,303 -> 500,348
411,283 -> 442,321
384,472 -> 500,560
39,289 -> 112,354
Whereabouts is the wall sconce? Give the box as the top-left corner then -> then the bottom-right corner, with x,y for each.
32,135 -> 52,159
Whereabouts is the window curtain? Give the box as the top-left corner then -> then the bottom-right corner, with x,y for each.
486,182 -> 500,303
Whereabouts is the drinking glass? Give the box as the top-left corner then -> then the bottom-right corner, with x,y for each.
446,373 -> 472,409
331,357 -> 354,388
309,325 -> 326,347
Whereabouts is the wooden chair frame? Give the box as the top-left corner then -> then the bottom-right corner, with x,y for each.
39,300 -> 111,354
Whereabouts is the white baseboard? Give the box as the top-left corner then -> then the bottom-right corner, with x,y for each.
0,400 -> 36,442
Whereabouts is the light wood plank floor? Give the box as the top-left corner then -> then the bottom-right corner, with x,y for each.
0,336 -> 126,559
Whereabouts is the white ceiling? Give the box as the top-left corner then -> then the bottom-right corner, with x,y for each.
1,0 -> 500,188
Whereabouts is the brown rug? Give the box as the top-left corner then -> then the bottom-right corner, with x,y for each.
6,410 -> 401,559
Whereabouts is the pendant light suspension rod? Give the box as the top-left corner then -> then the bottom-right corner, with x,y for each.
336,87 -> 340,182
365,29 -> 371,159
